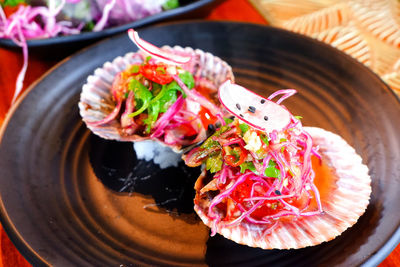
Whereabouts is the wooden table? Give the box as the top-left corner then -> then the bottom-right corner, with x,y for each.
0,0 -> 398,266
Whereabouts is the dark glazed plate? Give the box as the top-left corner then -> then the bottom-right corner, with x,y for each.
1,22 -> 400,266
0,0 -> 223,58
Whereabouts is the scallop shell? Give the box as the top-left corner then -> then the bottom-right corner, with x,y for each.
194,126 -> 371,249
79,46 -> 234,144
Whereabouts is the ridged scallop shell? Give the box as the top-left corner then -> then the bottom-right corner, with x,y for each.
79,46 -> 234,144
194,127 -> 371,249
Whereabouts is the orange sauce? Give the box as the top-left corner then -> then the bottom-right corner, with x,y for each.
312,156 -> 335,202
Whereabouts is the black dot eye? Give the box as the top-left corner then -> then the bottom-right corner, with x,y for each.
264,116 -> 268,121
248,106 -> 256,113
236,103 -> 241,110
239,114 -> 244,118
261,99 -> 266,104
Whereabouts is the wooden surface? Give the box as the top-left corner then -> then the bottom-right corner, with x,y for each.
0,0 -> 398,266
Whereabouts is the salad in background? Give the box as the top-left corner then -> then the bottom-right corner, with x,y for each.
0,0 -> 185,103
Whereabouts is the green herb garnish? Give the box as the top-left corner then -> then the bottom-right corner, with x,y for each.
206,152 -> 223,173
128,79 -> 153,117
264,160 -> 281,179
260,134 -> 269,146
163,0 -> 179,10
294,115 -> 303,120
1,0 -> 25,7
178,71 -> 195,89
239,161 -> 257,173
239,123 -> 249,134
224,117 -> 234,125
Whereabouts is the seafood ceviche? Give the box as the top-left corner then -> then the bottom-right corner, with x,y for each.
79,29 -> 233,151
80,30 -> 371,250
185,81 -> 371,249
185,81 -> 322,235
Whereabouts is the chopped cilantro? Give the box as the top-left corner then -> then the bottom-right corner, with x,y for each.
130,65 -> 140,73
224,117 -> 234,125
294,115 -> 303,120
165,81 -> 186,98
178,71 -> 195,89
264,160 -> 281,179
239,161 -> 257,173
260,134 -> 269,146
239,123 -> 249,134
128,79 -> 153,117
201,138 -> 219,149
143,101 -> 160,133
83,21 -> 95,32
1,0 -> 25,7
163,0 -> 179,10
206,152 -> 223,173
201,125 -> 230,149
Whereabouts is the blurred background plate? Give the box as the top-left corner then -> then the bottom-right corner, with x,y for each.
0,0 -> 223,58
0,21 -> 399,266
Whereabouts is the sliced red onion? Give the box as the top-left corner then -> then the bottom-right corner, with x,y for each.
267,89 -> 297,104
151,95 -> 184,138
128,29 -> 191,65
218,80 -> 292,133
172,74 -> 222,116
86,100 -> 122,126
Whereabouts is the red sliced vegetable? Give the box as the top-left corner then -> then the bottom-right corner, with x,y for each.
87,100 -> 122,126
140,63 -> 174,84
127,29 -> 191,65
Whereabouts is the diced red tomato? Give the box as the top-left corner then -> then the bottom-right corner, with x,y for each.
2,3 -> 26,17
198,106 -> 218,128
175,122 -> 197,137
140,63 -> 173,84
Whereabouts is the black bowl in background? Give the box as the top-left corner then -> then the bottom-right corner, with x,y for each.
0,0 -> 224,59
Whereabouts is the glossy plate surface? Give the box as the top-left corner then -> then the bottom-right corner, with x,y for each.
0,22 -> 399,266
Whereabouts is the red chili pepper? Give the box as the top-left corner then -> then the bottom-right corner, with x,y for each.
140,63 -> 173,84
198,106 -> 218,128
3,3 -> 26,17
175,122 -> 197,137
224,146 -> 247,167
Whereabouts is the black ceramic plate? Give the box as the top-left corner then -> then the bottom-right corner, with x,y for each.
1,22 -> 400,266
0,0 -> 222,57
